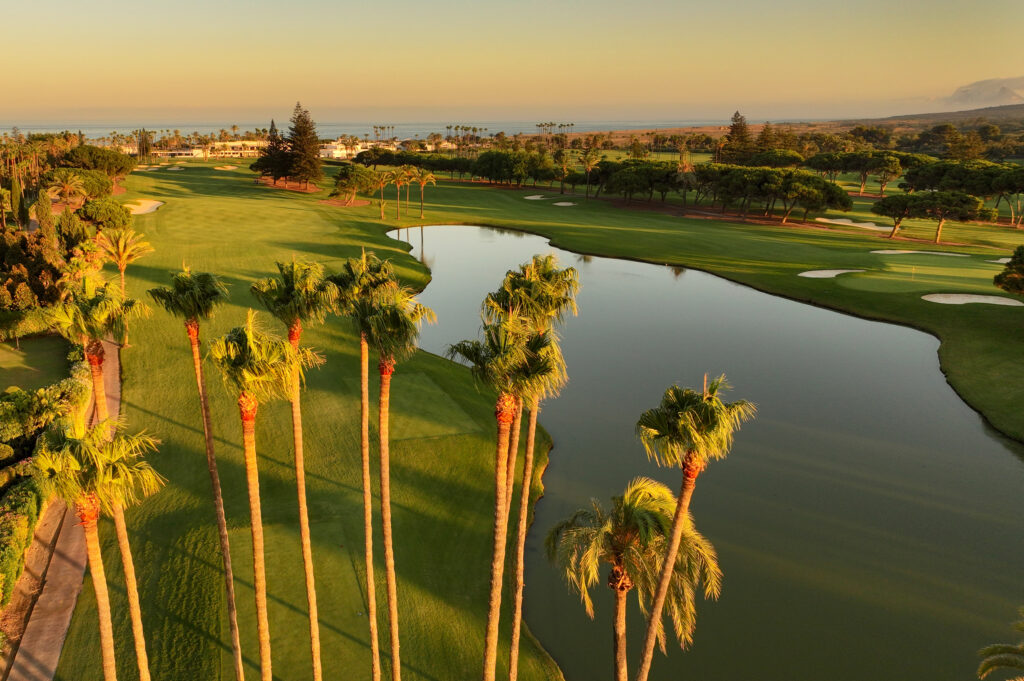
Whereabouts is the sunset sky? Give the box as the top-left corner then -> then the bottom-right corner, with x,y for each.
5,0 -> 1023,124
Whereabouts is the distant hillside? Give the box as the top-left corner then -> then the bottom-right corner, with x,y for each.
841,103 -> 1024,131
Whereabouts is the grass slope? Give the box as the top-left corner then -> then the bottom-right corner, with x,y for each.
0,335 -> 69,391
56,163 -> 561,681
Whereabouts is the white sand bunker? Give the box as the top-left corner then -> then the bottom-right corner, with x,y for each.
922,294 -> 1024,306
553,202 -> 576,206
123,200 -> 164,215
798,269 -> 865,278
134,167 -> 153,172
816,217 -> 889,232
871,249 -> 969,257
214,165 -> 238,171
166,166 -> 183,171
987,257 -> 1011,264
524,195 -> 546,200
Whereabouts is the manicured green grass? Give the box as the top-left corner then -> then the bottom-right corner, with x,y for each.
0,335 -> 69,391
56,159 -> 1024,681
56,162 -> 561,681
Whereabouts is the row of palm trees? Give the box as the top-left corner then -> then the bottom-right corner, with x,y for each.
368,165 -> 436,220
147,254 -> 433,681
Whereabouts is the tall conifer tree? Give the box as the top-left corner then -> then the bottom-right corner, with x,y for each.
287,103 -> 323,189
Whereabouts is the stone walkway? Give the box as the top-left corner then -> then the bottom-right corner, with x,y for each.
4,340 -> 120,681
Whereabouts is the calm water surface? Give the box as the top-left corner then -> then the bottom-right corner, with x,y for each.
392,225 -> 1024,681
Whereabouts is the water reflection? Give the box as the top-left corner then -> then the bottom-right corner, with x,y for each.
392,225 -> 1024,681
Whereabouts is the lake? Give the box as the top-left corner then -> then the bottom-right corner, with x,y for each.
391,224 -> 1024,681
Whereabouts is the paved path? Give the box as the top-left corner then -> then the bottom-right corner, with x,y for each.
5,340 -> 120,681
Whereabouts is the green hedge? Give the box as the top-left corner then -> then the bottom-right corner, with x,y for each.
0,477 -> 46,607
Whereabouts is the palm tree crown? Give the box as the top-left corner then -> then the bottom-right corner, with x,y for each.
636,375 -> 757,470
363,284 -> 435,364
147,267 -> 230,324
34,419 -> 163,513
484,254 -> 579,333
46,282 -> 149,347
979,607 -> 1024,680
209,310 -> 320,404
250,259 -> 338,338
546,476 -> 721,650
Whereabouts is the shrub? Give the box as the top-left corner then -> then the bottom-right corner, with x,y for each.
0,477 -> 45,607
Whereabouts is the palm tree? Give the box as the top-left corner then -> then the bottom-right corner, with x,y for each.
45,283 -> 149,424
147,269 -> 246,681
0,187 -> 10,230
388,169 -> 405,219
46,168 -> 87,207
979,607 -> 1024,679
371,170 -> 390,220
633,375 -> 756,681
102,427 -> 165,681
412,168 -> 436,219
447,317 -> 552,681
547,477 -> 722,681
33,421 -> 164,681
250,260 -> 337,681
580,147 -> 601,199
210,311 -> 319,681
329,251 -> 397,681
364,284 -> 435,681
96,227 -> 154,296
486,255 -> 579,681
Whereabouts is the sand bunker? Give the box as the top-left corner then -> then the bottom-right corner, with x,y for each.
798,269 -> 865,278
987,257 -> 1011,264
166,167 -> 183,172
524,195 -> 546,200
871,249 -> 969,257
134,167 -> 153,172
214,165 -> 238,171
815,217 -> 889,232
553,202 -> 576,206
123,200 -> 164,215
921,294 -> 1024,306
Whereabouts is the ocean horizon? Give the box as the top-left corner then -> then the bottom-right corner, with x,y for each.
2,119 -> 743,140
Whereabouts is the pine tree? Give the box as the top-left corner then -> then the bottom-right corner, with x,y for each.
252,120 -> 290,185
724,111 -> 752,162
287,103 -> 323,189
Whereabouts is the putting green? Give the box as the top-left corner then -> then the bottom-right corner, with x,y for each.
0,335 -> 69,391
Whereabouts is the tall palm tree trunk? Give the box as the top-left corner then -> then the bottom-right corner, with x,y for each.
111,503 -> 151,681
288,324 -> 323,681
611,576 -> 629,681
85,339 -> 108,423
419,187 -> 425,219
507,400 -> 538,681
186,322 -> 245,681
379,187 -> 385,220
239,393 -> 273,681
79,497 -> 118,681
119,268 -> 127,297
378,356 -> 401,681
482,392 -> 515,681
361,334 -> 382,681
395,186 -> 401,219
503,399 -> 523,518
634,462 -> 700,681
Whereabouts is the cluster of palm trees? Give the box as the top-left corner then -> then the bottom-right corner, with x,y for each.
367,165 -> 436,220
446,253 -> 579,681
146,254 -> 432,681
547,376 -> 755,681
